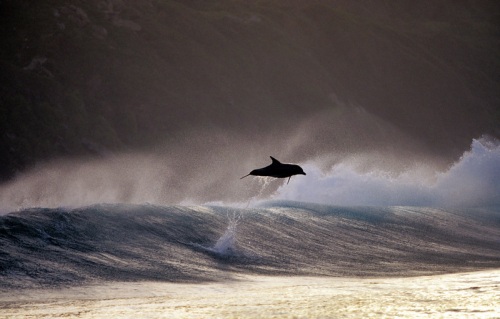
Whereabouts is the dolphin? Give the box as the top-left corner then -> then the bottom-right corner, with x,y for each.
240,156 -> 306,184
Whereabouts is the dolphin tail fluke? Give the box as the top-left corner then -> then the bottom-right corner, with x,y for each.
240,174 -> 251,179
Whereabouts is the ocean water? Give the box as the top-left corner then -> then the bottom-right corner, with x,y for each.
1,201 -> 499,318
1,201 -> 499,290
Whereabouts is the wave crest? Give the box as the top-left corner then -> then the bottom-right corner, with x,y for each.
275,137 -> 500,207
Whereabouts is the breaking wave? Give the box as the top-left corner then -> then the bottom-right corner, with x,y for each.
1,202 -> 499,289
0,137 -> 498,211
275,137 -> 500,207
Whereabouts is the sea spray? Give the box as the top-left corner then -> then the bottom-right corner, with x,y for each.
189,208 -> 243,257
217,178 -> 274,254
212,177 -> 271,256
244,176 -> 274,208
213,215 -> 239,255
274,136 -> 500,207
211,179 -> 274,255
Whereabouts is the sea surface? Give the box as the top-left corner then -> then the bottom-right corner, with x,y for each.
1,201 -> 499,318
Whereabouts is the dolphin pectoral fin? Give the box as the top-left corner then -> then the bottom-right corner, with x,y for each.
287,176 -> 291,184
240,174 -> 251,179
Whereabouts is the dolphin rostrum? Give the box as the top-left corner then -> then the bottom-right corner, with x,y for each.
240,156 -> 306,184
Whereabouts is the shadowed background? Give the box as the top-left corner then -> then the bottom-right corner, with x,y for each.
0,0 -> 499,207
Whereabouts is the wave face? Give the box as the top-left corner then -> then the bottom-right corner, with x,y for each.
1,202 -> 499,289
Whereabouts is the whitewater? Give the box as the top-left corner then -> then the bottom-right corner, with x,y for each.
0,138 -> 499,318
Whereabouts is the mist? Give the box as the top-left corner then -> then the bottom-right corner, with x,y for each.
274,136 -> 500,207
1,104 -> 498,212
0,103 -> 428,212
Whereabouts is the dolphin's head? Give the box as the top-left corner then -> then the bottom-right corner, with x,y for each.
292,165 -> 306,176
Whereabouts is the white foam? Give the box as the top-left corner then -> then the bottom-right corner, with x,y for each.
213,218 -> 239,255
274,137 -> 500,207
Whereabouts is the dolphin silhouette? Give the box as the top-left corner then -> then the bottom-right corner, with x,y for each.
240,156 -> 306,184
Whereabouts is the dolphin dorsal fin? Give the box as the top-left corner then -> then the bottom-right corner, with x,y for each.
270,156 -> 281,165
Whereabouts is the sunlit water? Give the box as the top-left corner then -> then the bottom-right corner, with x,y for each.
1,270 -> 498,319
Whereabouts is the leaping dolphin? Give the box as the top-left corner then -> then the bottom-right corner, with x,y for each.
240,156 -> 306,184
